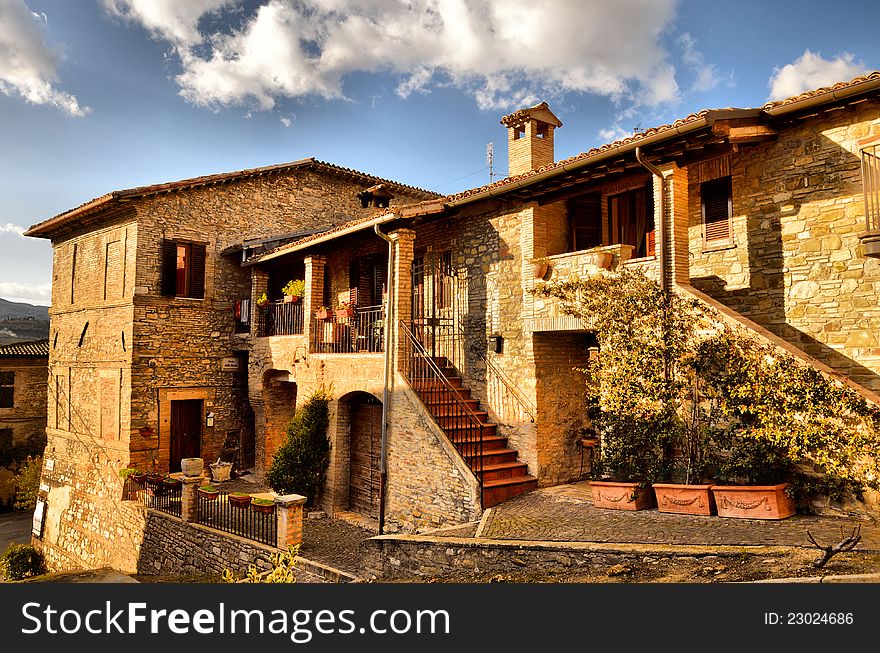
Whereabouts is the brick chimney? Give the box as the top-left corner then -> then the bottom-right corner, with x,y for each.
500,102 -> 562,176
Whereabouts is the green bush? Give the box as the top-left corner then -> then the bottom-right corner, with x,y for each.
14,456 -> 42,512
267,388 -> 331,506
1,543 -> 45,581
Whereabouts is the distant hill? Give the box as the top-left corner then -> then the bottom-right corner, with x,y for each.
0,297 -> 49,320
0,298 -> 50,345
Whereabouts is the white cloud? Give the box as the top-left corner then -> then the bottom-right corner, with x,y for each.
768,50 -> 868,101
677,33 -> 718,93
0,0 -> 89,115
280,117 -> 291,127
598,126 -> 633,143
0,223 -> 26,236
103,0 -> 684,111
0,281 -> 52,305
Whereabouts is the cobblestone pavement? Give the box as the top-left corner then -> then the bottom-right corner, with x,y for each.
300,518 -> 374,576
481,482 -> 880,550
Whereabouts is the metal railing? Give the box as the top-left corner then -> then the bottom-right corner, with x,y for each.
195,490 -> 277,547
472,344 -> 537,423
400,320 -> 483,492
123,476 -> 182,518
311,305 -> 384,353
256,300 -> 305,337
863,143 -> 880,233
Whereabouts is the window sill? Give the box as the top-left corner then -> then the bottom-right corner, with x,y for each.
701,241 -> 737,253
622,255 -> 657,265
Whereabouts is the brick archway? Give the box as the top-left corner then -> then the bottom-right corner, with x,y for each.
330,391 -> 383,518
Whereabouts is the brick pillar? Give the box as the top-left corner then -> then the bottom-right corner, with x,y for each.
274,493 -> 307,548
659,162 -> 690,286
179,473 -> 206,522
250,269 -> 269,337
389,229 -> 415,368
303,255 -> 326,349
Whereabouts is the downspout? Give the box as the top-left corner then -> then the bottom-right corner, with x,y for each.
635,146 -> 672,385
374,223 -> 395,535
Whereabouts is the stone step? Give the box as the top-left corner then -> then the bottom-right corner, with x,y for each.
476,461 -> 531,482
481,475 -> 539,508
449,433 -> 508,451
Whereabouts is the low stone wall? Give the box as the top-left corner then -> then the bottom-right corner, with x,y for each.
362,534 -> 791,581
138,509 -> 282,577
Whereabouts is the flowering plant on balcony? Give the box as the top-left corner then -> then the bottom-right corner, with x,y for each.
256,292 -> 269,308
335,302 -> 354,318
282,279 -> 305,302
314,306 -> 331,320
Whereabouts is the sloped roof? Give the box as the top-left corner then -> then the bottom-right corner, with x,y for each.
0,339 -> 49,358
25,158 -> 438,238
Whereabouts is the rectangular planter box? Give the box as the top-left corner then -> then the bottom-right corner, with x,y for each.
589,481 -> 654,511
711,483 -> 796,520
653,483 -> 716,516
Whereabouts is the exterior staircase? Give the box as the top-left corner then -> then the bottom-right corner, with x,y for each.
410,356 -> 538,508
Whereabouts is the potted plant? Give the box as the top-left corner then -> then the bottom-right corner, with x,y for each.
250,497 -> 275,514
228,491 -> 252,508
709,434 -> 797,519
198,485 -> 220,501
313,306 -> 331,320
335,302 -> 354,319
162,476 -> 182,491
282,279 -> 305,303
256,292 -> 269,308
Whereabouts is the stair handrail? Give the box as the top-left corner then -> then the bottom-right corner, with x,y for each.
469,339 -> 537,423
399,320 -> 484,487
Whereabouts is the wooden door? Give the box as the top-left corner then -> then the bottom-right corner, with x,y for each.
170,399 -> 202,471
349,399 -> 383,518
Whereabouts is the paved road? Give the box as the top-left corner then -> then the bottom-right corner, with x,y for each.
0,511 -> 33,554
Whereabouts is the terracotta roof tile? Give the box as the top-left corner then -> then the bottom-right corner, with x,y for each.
0,339 -> 49,358
763,71 -> 880,110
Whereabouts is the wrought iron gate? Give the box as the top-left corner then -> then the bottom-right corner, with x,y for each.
410,251 -> 467,370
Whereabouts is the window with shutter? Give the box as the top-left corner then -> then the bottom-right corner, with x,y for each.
567,193 -> 602,252
0,371 -> 14,408
701,176 -> 732,246
161,238 -> 207,298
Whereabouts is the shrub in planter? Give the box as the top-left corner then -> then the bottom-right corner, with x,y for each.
198,485 -> 219,500
250,498 -> 275,514
229,491 -> 252,508
267,387 -> 331,507
282,279 -> 305,302
1,543 -> 45,581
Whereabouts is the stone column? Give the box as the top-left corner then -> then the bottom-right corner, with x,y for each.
179,473 -> 206,523
303,255 -> 326,349
389,229 -> 416,368
274,493 -> 307,548
250,269 -> 269,337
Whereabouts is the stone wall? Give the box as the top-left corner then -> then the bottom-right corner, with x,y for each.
689,99 -> 880,393
0,356 -> 47,445
138,510 -> 280,578
36,437 -> 146,572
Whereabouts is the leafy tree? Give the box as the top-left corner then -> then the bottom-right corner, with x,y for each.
13,456 -> 42,512
266,388 -> 331,506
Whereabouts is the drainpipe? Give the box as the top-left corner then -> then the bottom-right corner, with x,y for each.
635,147 -> 672,389
374,223 -> 395,535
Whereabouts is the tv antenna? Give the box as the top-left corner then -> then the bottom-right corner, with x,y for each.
486,142 -> 494,183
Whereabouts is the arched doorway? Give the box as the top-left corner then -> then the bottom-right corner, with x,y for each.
342,392 -> 383,519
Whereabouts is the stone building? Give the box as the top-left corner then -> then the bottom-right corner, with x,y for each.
0,339 -> 48,507
23,159 -> 435,570
241,72 -> 880,532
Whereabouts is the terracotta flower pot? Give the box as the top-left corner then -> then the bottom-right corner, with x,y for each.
228,493 -> 252,509
314,309 -> 331,320
335,307 -> 354,319
711,483 -> 795,520
250,501 -> 275,515
653,483 -> 716,516
589,480 -> 654,510
198,488 -> 220,501
131,473 -> 147,484
532,262 -> 549,279
591,251 -> 613,269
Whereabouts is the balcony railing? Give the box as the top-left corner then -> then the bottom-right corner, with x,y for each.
256,300 -> 305,337
310,305 -> 384,353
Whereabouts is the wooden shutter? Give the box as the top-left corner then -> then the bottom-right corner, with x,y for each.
161,239 -> 178,296
0,371 -> 13,408
190,242 -> 207,299
568,193 -> 602,251
702,177 -> 732,244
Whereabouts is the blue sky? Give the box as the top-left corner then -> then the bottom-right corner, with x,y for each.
2,0 -> 879,305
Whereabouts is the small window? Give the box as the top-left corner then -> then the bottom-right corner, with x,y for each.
162,239 -> 206,298
0,371 -> 14,408
701,176 -> 733,246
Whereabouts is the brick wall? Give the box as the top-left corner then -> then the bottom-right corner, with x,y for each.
0,357 -> 47,445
